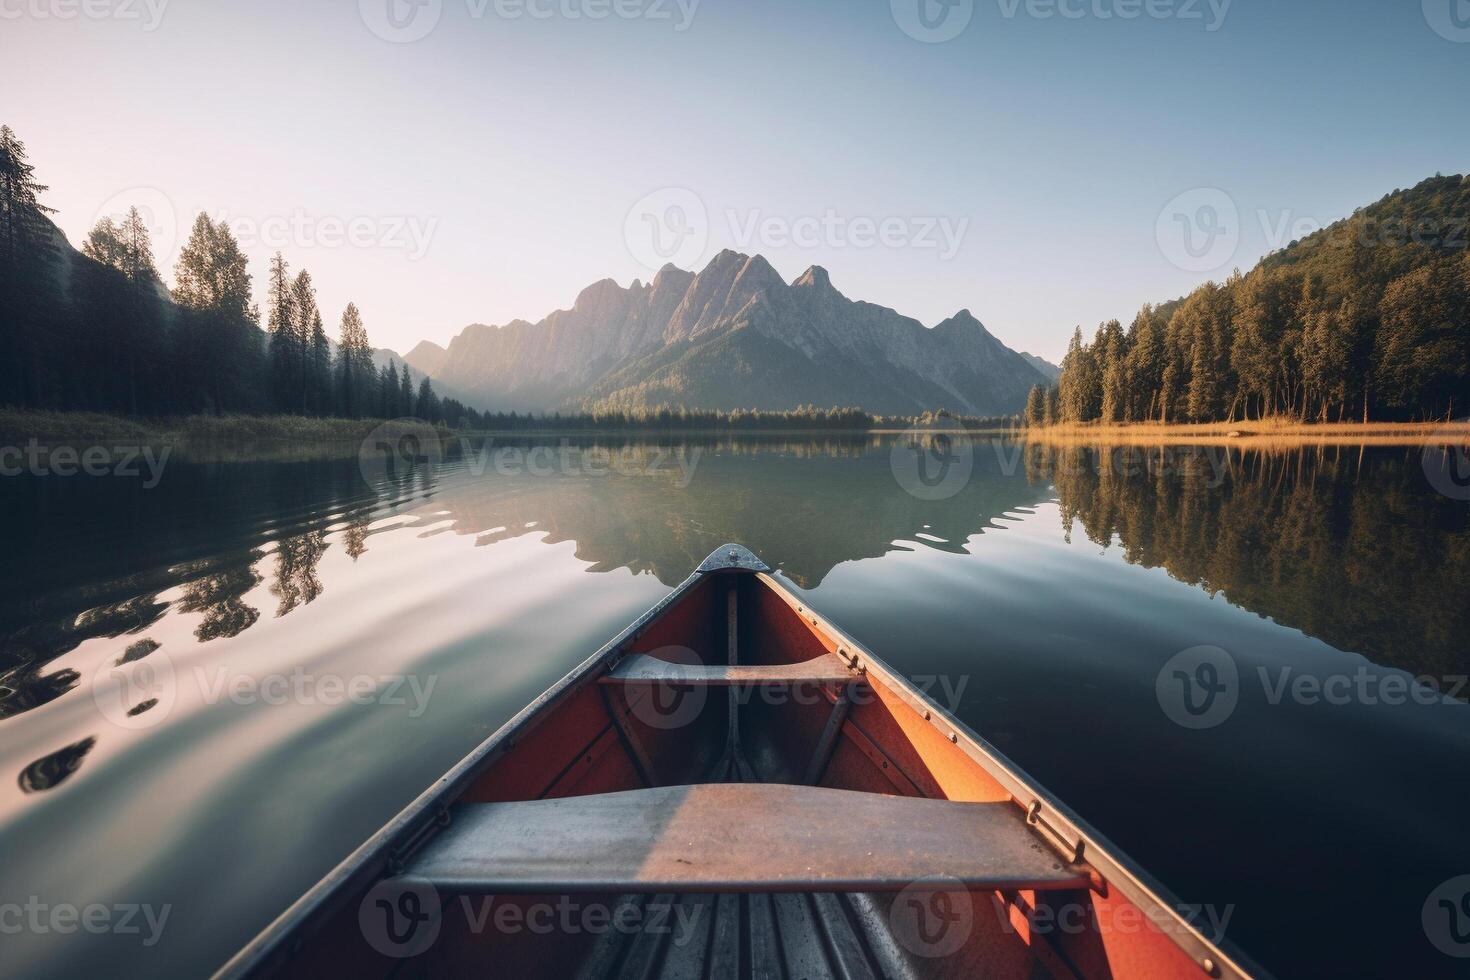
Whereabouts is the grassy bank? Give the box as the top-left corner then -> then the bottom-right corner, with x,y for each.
0,410 -> 457,462
1024,418 -> 1470,447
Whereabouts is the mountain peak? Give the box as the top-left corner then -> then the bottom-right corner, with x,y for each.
935,309 -> 986,333
700,249 -> 754,276
404,339 -> 447,372
734,252 -> 782,289
794,265 -> 832,290
573,277 -> 626,311
432,255 -> 1044,416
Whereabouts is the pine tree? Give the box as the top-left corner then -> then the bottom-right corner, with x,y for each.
0,125 -> 59,407
1058,327 -> 1102,422
400,365 -> 415,417
337,303 -> 373,417
1025,385 -> 1046,427
308,306 -> 330,416
291,269 -> 322,414
267,253 -> 298,413
1098,319 -> 1126,423
381,361 -> 399,417
1123,305 -> 1164,422
80,207 -> 162,412
1179,282 -> 1233,422
1057,328 -> 1083,422
417,376 -> 439,423
173,214 -> 258,414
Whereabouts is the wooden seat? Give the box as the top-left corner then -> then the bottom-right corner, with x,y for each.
405,783 -> 1089,893
600,654 -> 858,686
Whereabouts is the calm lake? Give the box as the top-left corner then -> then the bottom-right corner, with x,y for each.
2,434 -> 1467,979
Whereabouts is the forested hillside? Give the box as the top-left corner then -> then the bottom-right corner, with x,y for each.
1033,174 -> 1470,424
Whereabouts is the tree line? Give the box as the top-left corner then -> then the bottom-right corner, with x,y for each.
1028,174 -> 1470,425
465,405 -> 1019,431
0,124 -> 469,425
1,122 -> 1028,432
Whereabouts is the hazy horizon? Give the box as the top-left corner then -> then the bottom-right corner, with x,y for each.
7,0 -> 1469,362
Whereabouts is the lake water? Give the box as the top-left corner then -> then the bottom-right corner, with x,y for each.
2,434 -> 1467,978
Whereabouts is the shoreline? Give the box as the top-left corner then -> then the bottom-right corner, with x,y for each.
0,409 -> 1021,448
6,409 -> 1466,459
1023,419 -> 1470,447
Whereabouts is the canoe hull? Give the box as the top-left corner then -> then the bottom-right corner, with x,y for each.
216,549 -> 1261,980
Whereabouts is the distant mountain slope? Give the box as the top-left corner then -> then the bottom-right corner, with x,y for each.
432,252 -> 1047,415
1019,352 -> 1061,381
403,340 -> 448,376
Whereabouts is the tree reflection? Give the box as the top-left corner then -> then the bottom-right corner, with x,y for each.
177,557 -> 262,642
1038,444 -> 1470,680
270,531 -> 328,617
0,661 -> 80,720
343,511 -> 371,562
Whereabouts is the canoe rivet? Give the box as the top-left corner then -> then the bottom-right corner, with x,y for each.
948,732 -> 958,743
923,710 -> 931,720
1201,957 -> 1218,977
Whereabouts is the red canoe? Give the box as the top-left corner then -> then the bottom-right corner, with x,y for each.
217,544 -> 1261,980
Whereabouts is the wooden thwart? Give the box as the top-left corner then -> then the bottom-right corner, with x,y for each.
602,654 -> 858,687
406,783 -> 1089,893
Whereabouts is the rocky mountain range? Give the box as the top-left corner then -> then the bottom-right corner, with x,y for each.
415,251 -> 1053,416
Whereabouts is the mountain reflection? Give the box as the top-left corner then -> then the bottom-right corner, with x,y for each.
424,434 -> 1046,587
3,434 -> 1466,744
1032,444 -> 1470,681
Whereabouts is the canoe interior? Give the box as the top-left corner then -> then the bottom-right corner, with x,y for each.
248,569 -> 1233,980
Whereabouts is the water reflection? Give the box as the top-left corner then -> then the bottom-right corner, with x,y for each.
269,531 -> 328,618
175,557 -> 262,642
0,434 -> 1467,979
5,437 -> 1468,727
18,736 -> 96,793
1032,444 -> 1470,682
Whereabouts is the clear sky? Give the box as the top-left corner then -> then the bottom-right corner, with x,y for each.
5,0 -> 1468,362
